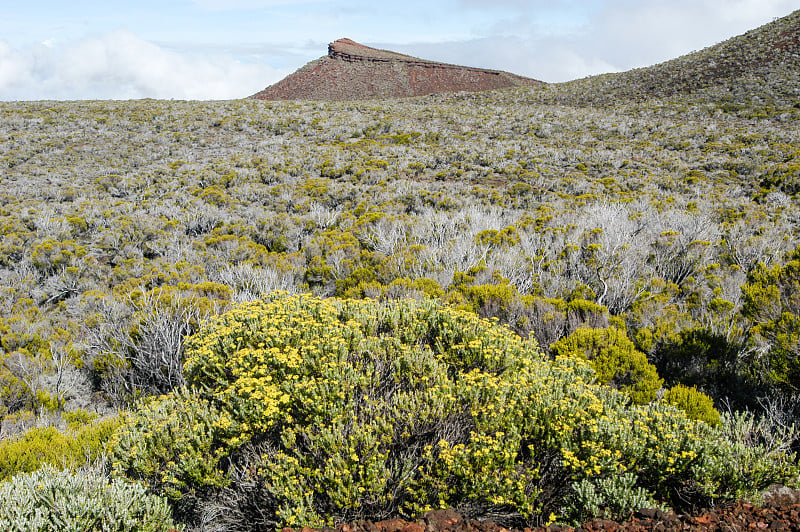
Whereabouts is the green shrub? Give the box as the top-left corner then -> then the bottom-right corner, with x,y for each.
62,409 -> 99,429
663,385 -> 721,426
741,248 -> 800,391
0,465 -> 175,532
0,416 -> 122,481
384,277 -> 446,300
646,327 -> 750,408
550,327 -> 663,404
113,294 -> 799,529
760,161 -> 800,195
458,281 -> 517,319
111,388 -> 232,503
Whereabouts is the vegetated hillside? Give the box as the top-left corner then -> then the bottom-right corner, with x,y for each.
0,74 -> 799,424
251,38 -> 542,100
546,9 -> 800,106
1,12 -> 800,531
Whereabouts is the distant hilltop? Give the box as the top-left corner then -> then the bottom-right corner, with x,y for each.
550,8 -> 800,106
250,38 -> 543,101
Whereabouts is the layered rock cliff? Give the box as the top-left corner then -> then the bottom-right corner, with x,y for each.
251,38 -> 542,101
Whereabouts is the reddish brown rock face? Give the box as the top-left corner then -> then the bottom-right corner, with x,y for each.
251,38 -> 543,101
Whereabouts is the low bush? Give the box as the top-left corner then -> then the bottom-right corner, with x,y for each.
662,384 -> 721,426
113,294 -> 799,530
0,465 -> 175,532
0,416 -> 122,481
549,327 -> 663,404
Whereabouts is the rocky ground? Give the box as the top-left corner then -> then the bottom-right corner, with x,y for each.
282,489 -> 800,532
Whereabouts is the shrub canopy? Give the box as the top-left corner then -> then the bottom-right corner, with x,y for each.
113,293 -> 798,529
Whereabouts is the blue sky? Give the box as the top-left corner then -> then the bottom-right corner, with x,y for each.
0,0 -> 796,100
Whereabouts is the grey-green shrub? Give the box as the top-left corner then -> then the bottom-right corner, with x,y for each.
0,465 -> 175,532
569,473 -> 663,523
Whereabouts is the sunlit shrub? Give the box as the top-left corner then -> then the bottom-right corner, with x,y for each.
662,384 -> 721,426
0,416 -> 122,481
550,327 -> 663,404
31,239 -> 87,276
384,277 -> 446,300
111,388 -> 231,517
113,294 -> 798,530
0,465 -> 175,531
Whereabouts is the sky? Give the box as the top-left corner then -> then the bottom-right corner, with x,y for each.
0,0 -> 797,101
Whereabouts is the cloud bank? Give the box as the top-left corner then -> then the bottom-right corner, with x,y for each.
0,1 -> 796,100
0,29 -> 287,101
436,0 -> 799,82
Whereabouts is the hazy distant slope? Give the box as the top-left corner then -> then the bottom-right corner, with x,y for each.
251,38 -> 542,101
551,9 -> 800,106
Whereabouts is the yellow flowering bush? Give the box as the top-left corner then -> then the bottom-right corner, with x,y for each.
112,293 -> 798,530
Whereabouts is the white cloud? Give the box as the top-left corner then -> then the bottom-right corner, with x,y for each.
394,37 -> 616,83
584,0 -> 799,68
396,1 -> 799,82
457,0 -> 573,8
0,42 -> 30,90
0,30 -> 289,101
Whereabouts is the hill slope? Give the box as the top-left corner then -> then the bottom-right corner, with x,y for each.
251,38 -> 542,101
550,9 -> 800,106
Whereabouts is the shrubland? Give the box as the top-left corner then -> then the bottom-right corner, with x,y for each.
0,26 -> 800,526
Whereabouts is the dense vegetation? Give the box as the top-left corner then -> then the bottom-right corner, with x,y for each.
1,10 -> 800,529
113,294 -> 798,529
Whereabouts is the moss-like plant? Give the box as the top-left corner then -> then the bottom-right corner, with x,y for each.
663,384 -> 721,426
0,416 -> 122,481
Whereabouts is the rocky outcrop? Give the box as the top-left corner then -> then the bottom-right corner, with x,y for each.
250,39 -> 542,101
